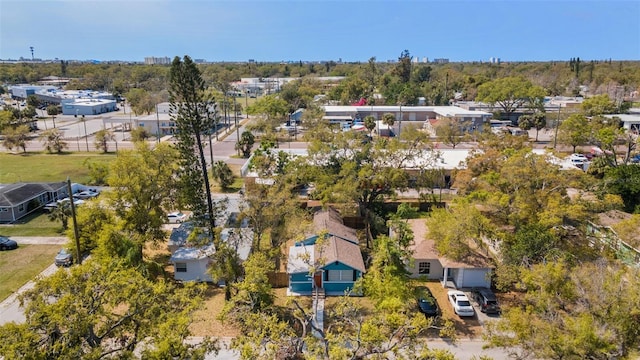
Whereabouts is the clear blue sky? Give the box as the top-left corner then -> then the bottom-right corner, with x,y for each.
1,0 -> 639,62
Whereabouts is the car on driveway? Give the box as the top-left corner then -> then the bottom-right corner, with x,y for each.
75,190 -> 100,199
0,236 -> 18,250
447,290 -> 475,317
55,248 -> 73,267
167,211 -> 188,224
471,288 -> 501,314
416,286 -> 440,318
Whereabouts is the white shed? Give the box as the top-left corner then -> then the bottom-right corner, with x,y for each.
169,245 -> 215,282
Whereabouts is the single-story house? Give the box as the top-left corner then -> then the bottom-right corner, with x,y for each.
0,182 -> 68,223
288,208 -> 365,295
288,235 -> 365,295
168,221 -> 253,283
170,245 -> 216,282
406,219 -> 494,289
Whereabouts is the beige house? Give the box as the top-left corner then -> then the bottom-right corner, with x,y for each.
406,219 -> 494,289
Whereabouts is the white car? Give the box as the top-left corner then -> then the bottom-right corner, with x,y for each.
569,153 -> 589,164
447,290 -> 475,317
167,211 -> 188,223
75,190 -> 100,199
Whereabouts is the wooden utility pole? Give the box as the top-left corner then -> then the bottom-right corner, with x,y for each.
66,178 -> 82,265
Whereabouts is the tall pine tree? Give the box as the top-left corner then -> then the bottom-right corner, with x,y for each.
169,55 -> 218,246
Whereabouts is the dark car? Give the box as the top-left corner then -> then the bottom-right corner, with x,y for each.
472,288 -> 501,314
0,236 -> 18,251
55,248 -> 73,267
416,286 -> 440,318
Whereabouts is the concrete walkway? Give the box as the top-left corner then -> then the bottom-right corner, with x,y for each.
311,288 -> 325,338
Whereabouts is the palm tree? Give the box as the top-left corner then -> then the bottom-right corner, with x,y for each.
94,129 -> 116,153
212,160 -> 235,190
48,201 -> 72,230
40,129 -> 67,153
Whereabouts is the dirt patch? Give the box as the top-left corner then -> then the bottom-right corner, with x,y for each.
189,285 -> 241,337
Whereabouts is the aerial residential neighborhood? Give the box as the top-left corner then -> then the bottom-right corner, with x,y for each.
1,1 -> 640,360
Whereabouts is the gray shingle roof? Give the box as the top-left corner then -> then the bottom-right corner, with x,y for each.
0,182 -> 66,207
313,207 -> 358,244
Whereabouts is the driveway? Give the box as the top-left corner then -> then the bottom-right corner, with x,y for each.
10,236 -> 68,245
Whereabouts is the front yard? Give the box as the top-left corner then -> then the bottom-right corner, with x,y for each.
0,244 -> 60,301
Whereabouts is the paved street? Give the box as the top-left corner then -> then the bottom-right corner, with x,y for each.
201,337 -> 513,360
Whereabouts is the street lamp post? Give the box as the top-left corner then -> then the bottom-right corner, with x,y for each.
206,102 -> 215,169
234,96 -> 240,156
155,103 -> 160,144
553,105 -> 561,149
398,104 -> 403,137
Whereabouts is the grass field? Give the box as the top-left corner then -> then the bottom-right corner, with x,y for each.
0,152 -> 116,184
0,244 -> 60,301
0,211 -> 65,236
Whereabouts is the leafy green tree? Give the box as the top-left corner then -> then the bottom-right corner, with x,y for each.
435,117 -> 465,148
364,115 -> 376,135
476,76 -> 546,118
382,112 -> 395,127
107,142 -> 179,243
2,124 -> 30,153
581,94 -> 617,116
604,164 -> 640,212
236,130 -> 255,158
84,159 -> 110,185
501,224 -> 561,266
46,104 -> 59,128
66,202 -> 115,254
531,112 -> 546,141
169,55 -> 218,241
212,160 -> 235,190
0,261 -> 218,360
94,128 -> 115,153
0,109 -> 14,132
26,94 -> 40,108
245,94 -> 288,121
394,49 -> 413,84
517,114 -> 533,133
39,128 -> 67,153
485,259 -> 640,360
21,106 -> 36,120
125,88 -> 156,115
558,113 -> 590,153
300,128 -> 436,246
130,126 -> 150,142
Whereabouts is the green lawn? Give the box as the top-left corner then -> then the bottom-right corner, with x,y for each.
0,211 -> 65,236
0,244 -> 61,301
0,152 -> 116,184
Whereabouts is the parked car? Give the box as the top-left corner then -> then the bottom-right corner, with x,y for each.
0,236 -> 18,251
416,286 -> 440,318
55,248 -> 73,267
167,211 -> 188,224
75,190 -> 100,199
471,288 -> 501,314
447,290 -> 475,317
630,154 -> 640,164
